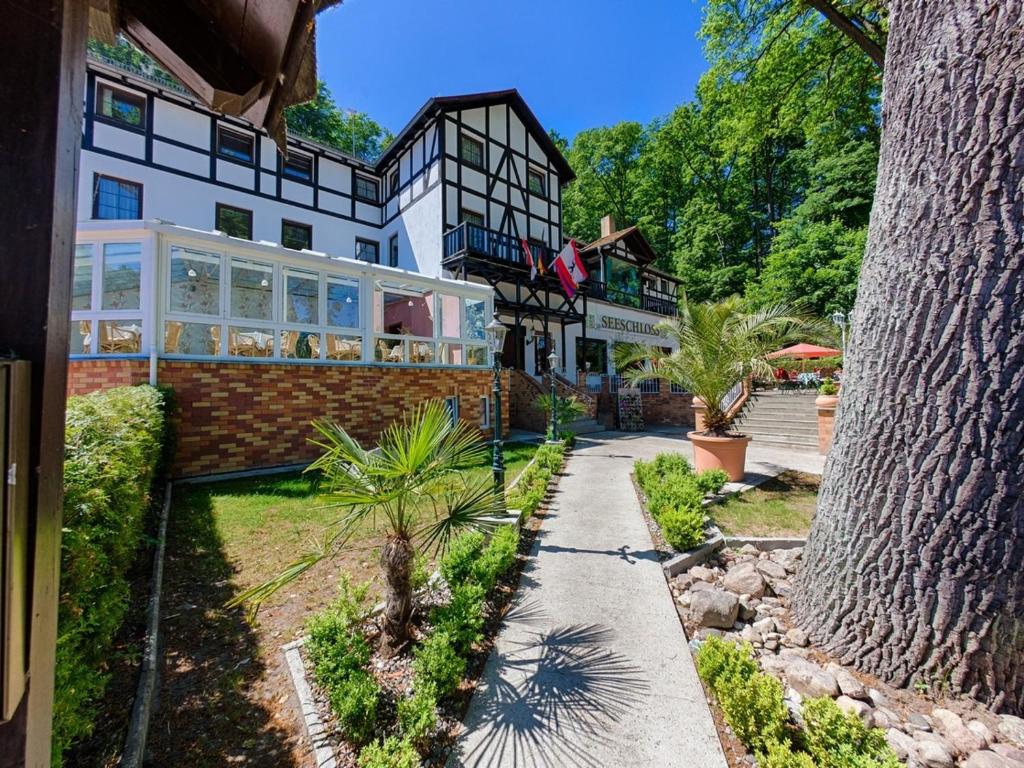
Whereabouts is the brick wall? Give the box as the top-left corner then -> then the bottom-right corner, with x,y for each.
579,374 -> 695,430
508,369 -> 548,433
68,359 -> 508,477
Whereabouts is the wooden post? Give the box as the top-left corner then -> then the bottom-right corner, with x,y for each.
0,1 -> 87,765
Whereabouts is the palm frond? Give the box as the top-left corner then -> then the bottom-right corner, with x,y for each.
417,477 -> 504,554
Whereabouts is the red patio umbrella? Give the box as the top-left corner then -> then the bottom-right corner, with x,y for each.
767,343 -> 842,360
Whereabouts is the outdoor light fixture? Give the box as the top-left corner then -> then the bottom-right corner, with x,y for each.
187,268 -> 198,278
547,347 -> 560,443
483,312 -> 507,500
260,278 -> 269,287
831,310 -> 847,350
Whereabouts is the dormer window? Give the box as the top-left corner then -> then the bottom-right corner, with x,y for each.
282,152 -> 313,182
354,174 -> 379,203
527,167 -> 545,196
217,126 -> 254,164
389,168 -> 400,196
459,133 -> 484,169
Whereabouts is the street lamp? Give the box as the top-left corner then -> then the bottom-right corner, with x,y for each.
830,310 -> 847,351
483,312 -> 508,498
547,348 -> 560,443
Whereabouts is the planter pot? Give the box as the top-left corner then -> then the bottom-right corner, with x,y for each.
815,394 -> 840,454
689,432 -> 751,482
692,397 -> 708,433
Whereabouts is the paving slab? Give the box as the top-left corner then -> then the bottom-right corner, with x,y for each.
450,433 -> 730,768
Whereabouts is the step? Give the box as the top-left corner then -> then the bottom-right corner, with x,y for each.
739,425 -> 819,439
743,432 -> 819,450
737,414 -> 818,427
563,418 -> 606,435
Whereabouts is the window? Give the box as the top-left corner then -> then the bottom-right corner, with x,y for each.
354,174 -> 379,203
230,258 -> 273,320
460,209 -> 485,227
97,83 -> 145,127
576,338 -> 608,375
326,275 -> 360,328
281,220 -> 312,250
355,238 -> 379,264
93,174 -> 142,219
216,203 -> 253,239
169,246 -> 220,316
101,242 -> 142,310
670,382 -> 688,394
443,396 -> 460,426
527,167 -> 545,196
69,241 -> 146,355
282,152 -> 313,182
73,244 -> 93,311
388,234 -> 399,267
459,133 -> 484,168
389,168 -> 400,196
216,126 -> 254,163
283,268 -> 319,325
479,395 -> 491,428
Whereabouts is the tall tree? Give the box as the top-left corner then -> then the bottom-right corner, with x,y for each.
284,81 -> 393,162
793,1 -> 1024,711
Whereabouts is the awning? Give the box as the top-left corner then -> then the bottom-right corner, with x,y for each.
87,0 -> 341,151
767,343 -> 842,360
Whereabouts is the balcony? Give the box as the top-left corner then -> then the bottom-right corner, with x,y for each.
443,221 -> 552,270
587,280 -> 678,317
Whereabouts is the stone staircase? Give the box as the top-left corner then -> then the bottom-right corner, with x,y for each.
562,417 -> 606,435
734,390 -> 819,452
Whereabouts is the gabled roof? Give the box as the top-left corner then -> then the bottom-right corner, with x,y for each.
578,225 -> 659,264
377,89 -> 575,182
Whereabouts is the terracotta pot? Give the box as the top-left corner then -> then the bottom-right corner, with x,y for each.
689,431 -> 751,482
815,394 -> 839,410
692,396 -> 708,433
815,394 -> 840,454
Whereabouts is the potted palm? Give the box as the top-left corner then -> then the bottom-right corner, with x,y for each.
615,296 -> 816,481
230,400 -> 502,656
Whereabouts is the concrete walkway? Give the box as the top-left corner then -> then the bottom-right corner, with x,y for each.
450,429 -> 814,768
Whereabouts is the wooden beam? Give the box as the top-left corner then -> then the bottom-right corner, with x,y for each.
804,0 -> 886,69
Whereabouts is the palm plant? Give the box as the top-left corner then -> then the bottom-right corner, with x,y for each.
229,400 -> 502,656
614,296 -> 819,435
533,393 -> 587,426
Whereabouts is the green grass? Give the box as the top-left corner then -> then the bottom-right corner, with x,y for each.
710,471 -> 819,537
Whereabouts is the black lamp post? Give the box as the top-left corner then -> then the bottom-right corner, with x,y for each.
547,348 -> 560,443
484,312 -> 508,499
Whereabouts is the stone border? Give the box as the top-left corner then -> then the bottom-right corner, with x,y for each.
283,638 -> 337,768
121,482 -> 172,768
724,536 -> 806,550
662,526 -> 726,576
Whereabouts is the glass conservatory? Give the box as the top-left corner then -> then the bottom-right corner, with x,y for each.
72,221 -> 494,367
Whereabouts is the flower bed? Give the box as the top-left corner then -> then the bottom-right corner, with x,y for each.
634,452 -> 728,551
296,441 -> 567,766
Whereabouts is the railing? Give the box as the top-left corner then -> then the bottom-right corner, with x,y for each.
586,280 -> 678,317
443,221 -> 552,269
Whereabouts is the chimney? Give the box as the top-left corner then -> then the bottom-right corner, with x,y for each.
600,214 -> 616,237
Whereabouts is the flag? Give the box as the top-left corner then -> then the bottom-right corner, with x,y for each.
521,238 -> 536,281
553,239 -> 589,298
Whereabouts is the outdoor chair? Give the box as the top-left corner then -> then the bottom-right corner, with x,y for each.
164,320 -> 183,353
307,334 -> 321,359
100,322 -> 139,353
279,330 -> 299,358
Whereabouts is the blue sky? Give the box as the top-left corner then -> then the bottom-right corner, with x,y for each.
315,0 -> 708,141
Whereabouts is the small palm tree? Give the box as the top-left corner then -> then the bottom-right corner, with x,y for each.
230,400 -> 501,656
614,296 -> 819,435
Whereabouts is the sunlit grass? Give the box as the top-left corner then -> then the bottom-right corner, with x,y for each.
710,470 -> 819,537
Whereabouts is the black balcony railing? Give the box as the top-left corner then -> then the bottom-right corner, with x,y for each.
587,280 -> 678,316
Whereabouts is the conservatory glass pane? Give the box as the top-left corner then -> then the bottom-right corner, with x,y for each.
284,268 -> 319,325
170,246 -> 220,316
230,258 -> 273,321
101,242 -> 141,310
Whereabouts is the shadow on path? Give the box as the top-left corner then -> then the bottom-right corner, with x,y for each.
453,618 -> 650,768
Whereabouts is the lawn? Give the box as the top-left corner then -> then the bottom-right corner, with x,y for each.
148,441 -> 541,766
710,470 -> 819,537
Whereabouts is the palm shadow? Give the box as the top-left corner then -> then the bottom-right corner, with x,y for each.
452,622 -> 650,768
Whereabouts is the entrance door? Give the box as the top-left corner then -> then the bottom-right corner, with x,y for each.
500,322 -> 522,369
535,332 -> 553,373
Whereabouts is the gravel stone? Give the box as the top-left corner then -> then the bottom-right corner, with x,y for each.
915,737 -> 956,768
961,751 -> 1023,768
690,589 -> 739,629
1000,716 -> 1024,747
722,562 -> 767,599
932,707 -> 986,755
887,728 -> 919,761
690,565 -> 717,582
836,695 -> 872,723
784,627 -> 809,647
992,744 -> 1024,764
755,559 -> 788,581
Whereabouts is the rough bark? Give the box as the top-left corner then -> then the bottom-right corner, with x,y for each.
379,535 -> 415,657
793,0 -> 1024,712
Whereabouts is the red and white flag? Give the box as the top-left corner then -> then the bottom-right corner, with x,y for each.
521,238 -> 537,281
552,239 -> 589,298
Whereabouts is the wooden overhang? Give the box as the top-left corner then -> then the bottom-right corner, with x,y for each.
578,225 -> 660,266
87,0 -> 341,151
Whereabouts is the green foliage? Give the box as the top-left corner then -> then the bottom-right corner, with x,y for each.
507,443 -> 565,519
645,472 -> 705,519
695,636 -> 759,690
534,393 -> 587,426
440,530 -> 487,587
410,551 -> 430,592
634,452 -> 692,487
397,680 -> 438,751
357,736 -> 420,768
658,506 -> 707,551
329,670 -> 381,747
801,697 -> 902,768
758,740 -> 817,768
696,469 -> 730,495
412,631 -> 466,697
818,378 -> 839,396
430,583 -> 486,655
55,385 -> 166,764
284,81 -> 394,162
471,525 -> 519,592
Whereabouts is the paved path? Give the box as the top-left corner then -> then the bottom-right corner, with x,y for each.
450,430 -> 805,768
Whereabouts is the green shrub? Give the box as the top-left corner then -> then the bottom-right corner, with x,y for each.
472,525 -> 519,591
412,631 -> 465,697
440,530 -> 487,587
306,611 -> 372,686
645,472 -> 704,520
758,740 -> 816,768
329,669 -> 380,746
398,680 -> 438,751
410,551 -> 430,592
717,670 -> 790,753
635,452 -> 692,487
818,377 -> 839,396
431,582 -> 486,654
357,736 -> 420,768
801,697 -> 902,768
659,505 -> 706,551
695,636 -> 759,692
55,385 -> 166,764
695,468 -> 730,495
508,444 -> 564,520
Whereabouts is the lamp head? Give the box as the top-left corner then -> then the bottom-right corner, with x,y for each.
484,312 -> 507,354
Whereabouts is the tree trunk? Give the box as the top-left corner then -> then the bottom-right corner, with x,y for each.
793,0 -> 1024,712
379,535 -> 415,657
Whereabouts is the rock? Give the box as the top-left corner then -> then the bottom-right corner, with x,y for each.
992,744 -> 1024,764
756,559 -> 789,581
967,720 -> 994,748
690,580 -> 715,592
826,663 -> 868,700
907,713 -> 933,733
737,596 -> 758,622
676,592 -> 691,608
690,590 -> 739,629
887,728 -> 919,761
932,708 -> 986,755
1000,716 -> 1024,747
690,565 -> 717,582
784,627 -> 809,647
962,751 -> 1023,768
752,617 -> 776,635
778,656 -> 840,699
836,695 -> 873,723
772,581 -> 793,598
772,547 -> 803,572
674,573 -> 696,591
867,688 -> 890,708
739,543 -> 758,556
740,624 -> 761,644
872,708 -> 898,730
695,627 -> 724,640
764,638 -> 779,651
915,737 -> 956,768
723,562 -> 767,598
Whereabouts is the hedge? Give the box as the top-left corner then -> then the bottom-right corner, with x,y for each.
54,385 -> 167,764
